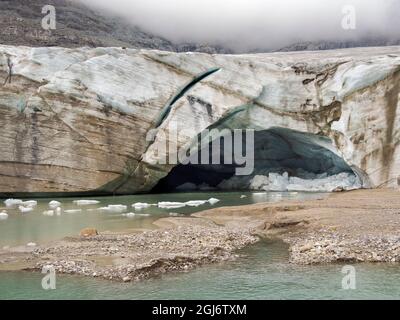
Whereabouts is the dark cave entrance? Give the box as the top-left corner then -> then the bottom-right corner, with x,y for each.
151,127 -> 358,193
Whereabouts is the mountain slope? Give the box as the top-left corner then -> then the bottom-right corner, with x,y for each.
0,0 -> 231,53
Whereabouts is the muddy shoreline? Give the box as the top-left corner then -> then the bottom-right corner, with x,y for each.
1,189 -> 399,282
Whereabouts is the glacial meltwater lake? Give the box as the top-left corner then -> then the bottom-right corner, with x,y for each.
1,191 -> 400,300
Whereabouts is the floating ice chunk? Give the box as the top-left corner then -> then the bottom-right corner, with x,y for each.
98,205 -> 127,213
49,201 -> 61,209
4,199 -> 23,208
158,202 -> 186,209
185,200 -> 208,207
132,202 -> 150,210
0,211 -> 8,220
208,198 -> 220,205
64,209 -> 82,214
124,212 -> 136,218
19,206 -> 34,214
22,200 -> 37,208
26,242 -> 37,247
42,210 -> 54,216
123,212 -> 150,218
169,212 -> 184,217
73,200 -> 100,206
240,195 -> 247,199
55,207 -> 62,216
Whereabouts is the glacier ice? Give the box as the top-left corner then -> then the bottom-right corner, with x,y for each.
218,170 -> 361,192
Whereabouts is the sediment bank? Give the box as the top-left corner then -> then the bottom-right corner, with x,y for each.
1,189 -> 399,281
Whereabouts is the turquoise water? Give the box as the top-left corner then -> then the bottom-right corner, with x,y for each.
1,191 -> 399,300
0,191 -> 325,247
1,240 -> 400,299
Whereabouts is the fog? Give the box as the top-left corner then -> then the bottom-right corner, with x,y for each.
79,0 -> 400,51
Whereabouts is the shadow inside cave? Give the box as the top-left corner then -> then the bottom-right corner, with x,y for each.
152,127 -> 360,193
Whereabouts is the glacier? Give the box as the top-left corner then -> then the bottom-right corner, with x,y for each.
0,45 -> 399,195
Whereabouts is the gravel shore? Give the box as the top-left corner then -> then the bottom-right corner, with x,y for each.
1,189 -> 399,281
0,218 -> 258,282
195,189 -> 400,265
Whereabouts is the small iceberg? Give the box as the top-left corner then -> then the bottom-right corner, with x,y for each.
185,200 -> 208,207
132,202 -> 150,210
42,210 -> 54,216
0,211 -> 8,220
64,209 -> 82,214
123,212 -> 150,218
55,207 -> 62,216
169,212 -> 184,217
208,198 -> 220,205
19,205 -> 34,214
4,199 -> 23,208
98,205 -> 127,213
49,200 -> 61,209
26,242 -> 37,247
158,202 -> 186,209
73,200 -> 100,206
22,200 -> 37,208
240,195 -> 247,199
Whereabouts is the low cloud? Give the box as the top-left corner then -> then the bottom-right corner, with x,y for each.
79,0 -> 400,51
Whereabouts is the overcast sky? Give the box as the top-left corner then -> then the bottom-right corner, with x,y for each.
79,0 -> 400,51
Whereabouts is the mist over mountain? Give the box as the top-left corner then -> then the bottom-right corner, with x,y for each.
0,0 -> 232,53
0,0 -> 400,53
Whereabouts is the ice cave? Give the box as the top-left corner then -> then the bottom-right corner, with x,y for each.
152,127 -> 362,193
